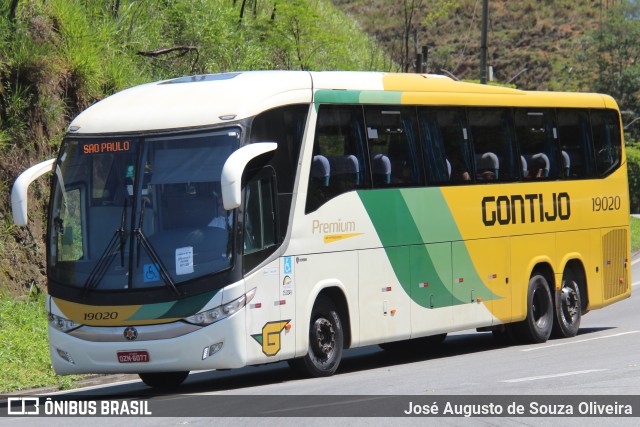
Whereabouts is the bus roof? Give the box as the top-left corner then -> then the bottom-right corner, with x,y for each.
68,71 -> 617,134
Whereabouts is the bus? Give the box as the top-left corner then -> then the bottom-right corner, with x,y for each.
11,71 -> 630,388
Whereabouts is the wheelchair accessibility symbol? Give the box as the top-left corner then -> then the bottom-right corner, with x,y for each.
143,264 -> 160,283
283,256 -> 292,275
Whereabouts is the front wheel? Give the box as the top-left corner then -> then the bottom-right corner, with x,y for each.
288,295 -> 343,377
138,371 -> 189,389
514,274 -> 553,344
552,274 -> 582,338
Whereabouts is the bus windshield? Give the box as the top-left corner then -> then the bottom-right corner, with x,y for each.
48,129 -> 240,293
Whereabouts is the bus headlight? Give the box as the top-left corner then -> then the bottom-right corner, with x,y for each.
185,288 -> 256,326
48,313 -> 80,333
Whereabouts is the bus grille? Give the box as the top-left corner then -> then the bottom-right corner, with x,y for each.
602,229 -> 629,301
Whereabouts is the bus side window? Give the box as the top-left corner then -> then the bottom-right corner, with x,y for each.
557,109 -> 595,179
364,106 -> 423,188
305,105 -> 369,213
243,168 -> 278,273
468,108 -> 518,182
250,105 -> 309,241
514,109 -> 558,180
591,109 -> 622,177
419,108 -> 472,184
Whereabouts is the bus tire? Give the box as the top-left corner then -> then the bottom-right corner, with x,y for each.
552,274 -> 582,338
289,295 -> 343,377
515,274 -> 553,344
138,371 -> 189,388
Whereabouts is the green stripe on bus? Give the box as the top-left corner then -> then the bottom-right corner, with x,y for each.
125,301 -> 176,321
358,188 -> 499,307
359,91 -> 403,104
125,289 -> 219,321
314,90 -> 404,107
314,90 -> 362,106
158,290 -> 219,319
358,189 -> 460,307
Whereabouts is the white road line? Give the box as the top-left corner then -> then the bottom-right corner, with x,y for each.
521,330 -> 640,352
632,257 -> 640,266
632,281 -> 640,288
502,369 -> 607,383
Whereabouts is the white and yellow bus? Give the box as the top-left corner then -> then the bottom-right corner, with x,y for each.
12,71 -> 630,387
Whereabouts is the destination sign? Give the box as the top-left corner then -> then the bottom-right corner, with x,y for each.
83,140 -> 131,154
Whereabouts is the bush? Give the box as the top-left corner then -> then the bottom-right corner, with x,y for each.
627,145 -> 640,214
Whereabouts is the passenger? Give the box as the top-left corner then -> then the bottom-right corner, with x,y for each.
447,156 -> 471,182
479,170 -> 496,180
526,156 -> 547,179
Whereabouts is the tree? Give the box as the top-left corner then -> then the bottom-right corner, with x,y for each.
578,1 -> 640,138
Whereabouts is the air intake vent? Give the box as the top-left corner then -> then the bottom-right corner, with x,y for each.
602,229 -> 629,301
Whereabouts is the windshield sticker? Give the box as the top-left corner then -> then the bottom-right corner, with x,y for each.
176,247 -> 194,275
143,264 -> 160,283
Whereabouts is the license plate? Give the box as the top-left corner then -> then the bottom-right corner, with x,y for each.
117,350 -> 150,363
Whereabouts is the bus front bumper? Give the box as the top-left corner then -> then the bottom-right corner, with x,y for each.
48,312 -> 247,375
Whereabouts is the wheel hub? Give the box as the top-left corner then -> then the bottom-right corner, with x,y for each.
561,284 -> 578,323
312,318 -> 335,359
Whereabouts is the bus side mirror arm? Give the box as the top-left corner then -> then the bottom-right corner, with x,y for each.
221,142 -> 277,210
11,158 -> 56,226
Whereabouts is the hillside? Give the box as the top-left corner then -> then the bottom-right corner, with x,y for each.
0,0 -> 388,296
331,0 -> 607,91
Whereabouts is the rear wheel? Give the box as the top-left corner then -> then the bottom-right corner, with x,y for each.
138,371 -> 189,389
514,274 -> 553,344
288,295 -> 343,377
552,273 -> 582,338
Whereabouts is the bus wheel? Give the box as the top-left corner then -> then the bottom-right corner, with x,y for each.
552,274 -> 582,338
138,371 -> 189,388
289,296 -> 343,377
515,274 -> 553,344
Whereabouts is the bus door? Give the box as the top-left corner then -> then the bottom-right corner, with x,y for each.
242,168 -> 294,363
452,238 -> 510,329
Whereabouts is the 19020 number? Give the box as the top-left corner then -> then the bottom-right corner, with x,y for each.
592,195 -> 621,212
84,311 -> 118,321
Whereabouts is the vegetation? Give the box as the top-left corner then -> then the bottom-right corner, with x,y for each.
2,0 -> 640,392
0,292 -> 82,392
627,144 -> 640,214
331,0 -> 640,137
0,0 -> 388,297
632,217 -> 640,253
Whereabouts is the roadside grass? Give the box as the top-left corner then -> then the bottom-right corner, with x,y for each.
1,218 -> 638,393
0,292 -> 82,393
632,216 -> 640,254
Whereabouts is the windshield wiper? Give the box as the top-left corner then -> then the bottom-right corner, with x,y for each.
134,199 -> 181,296
82,198 -> 128,296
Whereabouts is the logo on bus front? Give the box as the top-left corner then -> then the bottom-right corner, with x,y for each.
251,320 -> 290,356
123,327 -> 138,341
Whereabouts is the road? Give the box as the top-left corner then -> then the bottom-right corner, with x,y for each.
2,258 -> 639,425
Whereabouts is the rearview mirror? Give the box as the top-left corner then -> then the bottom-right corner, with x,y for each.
11,158 -> 56,226
221,142 -> 277,210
